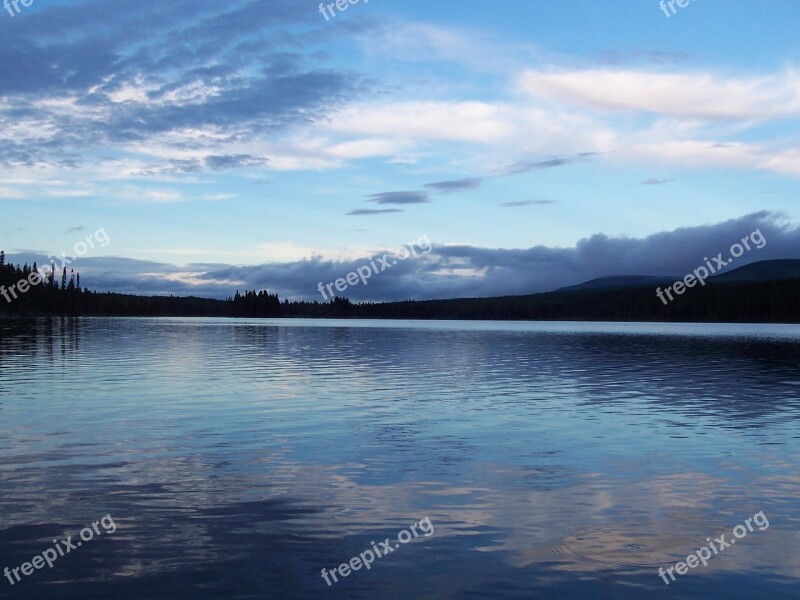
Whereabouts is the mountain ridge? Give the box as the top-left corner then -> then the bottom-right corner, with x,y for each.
554,259 -> 800,293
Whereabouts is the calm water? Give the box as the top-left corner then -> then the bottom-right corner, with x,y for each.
1,318 -> 799,599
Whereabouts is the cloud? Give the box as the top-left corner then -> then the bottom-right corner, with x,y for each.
65,226 -> 85,233
599,50 -> 693,66
620,141 -> 800,178
366,191 -> 430,205
204,154 -> 267,170
519,67 -> 800,121
347,209 -> 404,216
2,4 -> 797,200
500,200 -> 556,207
642,178 -> 672,186
505,153 -> 596,176
0,3 -> 798,208
0,0 -> 360,173
417,154 -> 595,201
328,101 -> 518,144
425,178 -> 484,194
7,212 -> 798,302
351,20 -> 542,74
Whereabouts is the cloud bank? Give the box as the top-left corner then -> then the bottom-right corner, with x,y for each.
7,212 -> 800,302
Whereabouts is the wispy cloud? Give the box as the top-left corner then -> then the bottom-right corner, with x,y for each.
519,67 -> 800,120
367,191 -> 430,205
501,200 -> 556,207
505,154 -> 596,176
425,177 -> 484,194
347,209 -> 404,216
205,154 -> 268,170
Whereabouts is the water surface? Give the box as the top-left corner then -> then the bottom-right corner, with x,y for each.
1,318 -> 799,598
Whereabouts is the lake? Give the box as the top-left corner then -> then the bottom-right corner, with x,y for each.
1,318 -> 799,599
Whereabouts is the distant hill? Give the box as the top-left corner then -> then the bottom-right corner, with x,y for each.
557,275 -> 676,292
556,260 -> 800,292
712,259 -> 800,283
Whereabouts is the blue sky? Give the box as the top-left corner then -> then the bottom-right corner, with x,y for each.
2,0 -> 800,300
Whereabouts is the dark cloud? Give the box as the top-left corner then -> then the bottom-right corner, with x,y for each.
418,154 -> 597,200
425,178 -> 484,194
8,212 -> 798,303
65,226 -> 85,233
642,178 -> 672,186
366,191 -> 430,205
347,209 -> 404,216
504,153 -> 595,176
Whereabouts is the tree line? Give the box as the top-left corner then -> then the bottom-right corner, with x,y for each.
1,250 -> 798,322
0,251 -> 85,313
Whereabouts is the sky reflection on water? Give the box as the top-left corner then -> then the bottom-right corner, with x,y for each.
1,318 -> 799,599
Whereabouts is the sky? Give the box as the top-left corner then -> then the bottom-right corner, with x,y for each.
1,0 -> 800,300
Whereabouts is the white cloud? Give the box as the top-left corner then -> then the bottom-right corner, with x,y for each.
518,67 -> 800,120
357,21 -> 542,74
0,186 -> 29,199
329,101 -> 517,144
140,271 -> 245,287
325,137 -> 412,159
